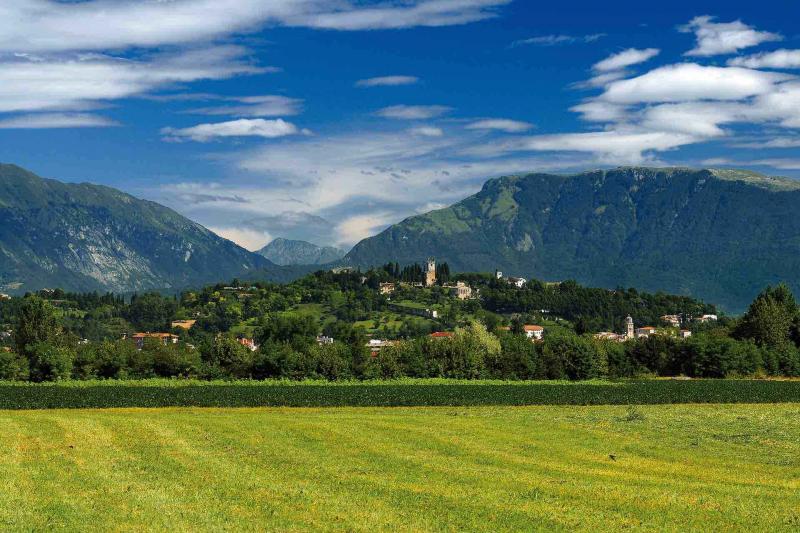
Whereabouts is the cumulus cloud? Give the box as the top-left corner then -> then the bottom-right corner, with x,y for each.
511,33 -> 605,47
375,105 -> 452,120
465,119 -> 534,132
600,64 -> 790,104
592,48 -> 660,72
0,0 -> 511,53
355,75 -> 419,87
161,118 -> 306,142
728,49 -> 800,69
0,112 -> 118,129
680,16 -> 782,57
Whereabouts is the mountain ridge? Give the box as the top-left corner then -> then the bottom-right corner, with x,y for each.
257,237 -> 345,266
0,163 -> 284,294
345,166 -> 800,311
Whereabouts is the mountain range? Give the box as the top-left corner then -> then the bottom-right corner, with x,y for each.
257,238 -> 345,266
0,163 -> 296,294
4,163 -> 800,311
345,167 -> 800,311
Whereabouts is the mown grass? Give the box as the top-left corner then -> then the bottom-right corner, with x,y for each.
2,379 -> 800,409
1,404 -> 798,531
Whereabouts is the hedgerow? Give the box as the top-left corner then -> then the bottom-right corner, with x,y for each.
1,379 -> 799,409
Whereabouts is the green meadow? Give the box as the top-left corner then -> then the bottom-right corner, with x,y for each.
2,404 -> 799,531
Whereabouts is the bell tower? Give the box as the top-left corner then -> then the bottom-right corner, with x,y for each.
425,257 -> 437,287
626,316 -> 634,340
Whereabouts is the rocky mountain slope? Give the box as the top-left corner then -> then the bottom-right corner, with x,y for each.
257,238 -> 345,266
345,167 -> 800,311
0,164 -> 280,294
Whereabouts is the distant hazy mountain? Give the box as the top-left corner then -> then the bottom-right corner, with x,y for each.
0,163 -> 289,294
345,167 -> 800,311
257,238 -> 345,266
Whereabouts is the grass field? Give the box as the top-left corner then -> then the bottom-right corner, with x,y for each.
2,404 -> 799,531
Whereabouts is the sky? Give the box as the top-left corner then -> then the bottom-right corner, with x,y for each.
0,1 -> 798,251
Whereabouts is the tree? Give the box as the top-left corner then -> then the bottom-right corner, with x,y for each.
204,335 -> 254,378
13,297 -> 60,357
27,342 -> 74,381
736,284 -> 797,349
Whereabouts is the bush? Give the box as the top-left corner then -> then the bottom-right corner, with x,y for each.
27,342 -> 74,382
0,350 -> 29,381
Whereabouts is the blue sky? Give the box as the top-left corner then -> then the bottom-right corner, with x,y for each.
0,1 -> 798,250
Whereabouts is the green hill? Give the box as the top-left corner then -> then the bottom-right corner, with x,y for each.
345,167 -> 800,311
0,163 -> 282,294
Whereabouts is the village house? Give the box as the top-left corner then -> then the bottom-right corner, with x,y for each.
316,335 -> 334,345
660,314 -> 681,327
697,314 -> 718,323
447,281 -> 473,300
0,293 -> 11,301
367,339 -> 396,356
379,282 -> 396,295
498,325 -> 544,341
594,331 -> 627,342
635,326 -> 657,338
430,331 -> 454,339
126,332 -> 179,350
680,330 -> 693,339
237,337 -> 259,352
171,319 -> 197,330
507,277 -> 527,288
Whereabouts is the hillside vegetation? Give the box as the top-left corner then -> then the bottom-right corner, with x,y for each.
0,164 -> 291,294
346,167 -> 800,311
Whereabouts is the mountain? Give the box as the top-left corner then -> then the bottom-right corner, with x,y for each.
0,163 -> 286,294
257,238 -> 345,266
345,167 -> 800,312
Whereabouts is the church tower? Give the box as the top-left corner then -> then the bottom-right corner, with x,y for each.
626,316 -> 634,340
425,257 -> 437,287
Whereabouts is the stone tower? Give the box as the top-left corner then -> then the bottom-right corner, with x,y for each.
626,316 -> 634,340
425,257 -> 436,287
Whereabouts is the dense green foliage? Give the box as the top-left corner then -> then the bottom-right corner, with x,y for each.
0,163 -> 305,295
2,269 -> 800,382
1,379 -> 800,409
345,167 -> 800,312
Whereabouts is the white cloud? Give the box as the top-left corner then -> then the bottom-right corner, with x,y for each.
679,16 -> 782,57
592,48 -> 660,72
570,101 -> 629,122
185,95 -> 303,117
208,227 -> 271,252
288,0 -> 511,31
0,112 -> 118,129
356,75 -> 419,87
409,126 -> 444,137
0,0 -> 511,53
161,118 -> 305,142
335,213 -> 397,245
511,33 -> 605,47
0,46 -> 263,113
729,49 -> 800,70
600,64 -> 790,104
465,119 -> 533,132
504,131 -> 697,164
375,105 -> 452,120
751,159 -> 800,170
732,137 -> 800,149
